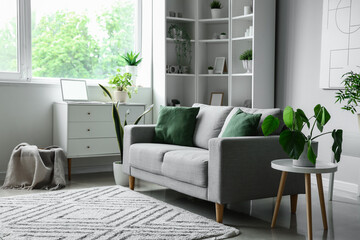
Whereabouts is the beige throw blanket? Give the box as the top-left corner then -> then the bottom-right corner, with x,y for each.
2,143 -> 66,190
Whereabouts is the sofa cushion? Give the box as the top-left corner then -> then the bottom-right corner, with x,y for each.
129,143 -> 197,175
162,149 -> 209,187
192,103 -> 233,149
219,107 -> 284,136
154,106 -> 200,147
221,109 -> 262,137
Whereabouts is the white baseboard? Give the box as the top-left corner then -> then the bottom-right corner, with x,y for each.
0,165 -> 112,182
311,175 -> 359,196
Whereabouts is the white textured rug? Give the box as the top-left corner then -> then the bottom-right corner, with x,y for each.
0,186 -> 240,240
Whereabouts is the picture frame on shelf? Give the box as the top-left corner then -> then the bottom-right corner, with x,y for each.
214,57 -> 227,74
209,92 -> 224,106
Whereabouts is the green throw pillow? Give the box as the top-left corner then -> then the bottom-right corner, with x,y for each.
154,106 -> 200,146
221,109 -> 262,137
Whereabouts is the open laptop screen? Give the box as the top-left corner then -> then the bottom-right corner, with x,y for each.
60,79 -> 88,101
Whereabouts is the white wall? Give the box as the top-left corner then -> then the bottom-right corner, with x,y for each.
0,83 -> 152,179
276,0 -> 360,190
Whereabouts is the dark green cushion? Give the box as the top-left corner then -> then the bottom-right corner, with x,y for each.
154,106 -> 200,146
221,109 -> 262,137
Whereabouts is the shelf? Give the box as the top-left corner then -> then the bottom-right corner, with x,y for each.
199,74 -> 229,77
198,39 -> 229,43
198,18 -> 229,24
232,36 -> 253,41
166,38 -> 195,43
166,73 -> 195,77
232,14 -> 253,21
166,16 -> 195,23
232,73 -> 253,77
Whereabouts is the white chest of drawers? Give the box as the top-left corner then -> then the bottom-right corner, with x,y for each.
53,102 -> 146,180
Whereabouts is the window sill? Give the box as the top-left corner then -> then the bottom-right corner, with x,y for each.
0,78 -> 151,89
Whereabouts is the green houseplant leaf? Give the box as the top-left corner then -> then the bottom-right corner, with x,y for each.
279,129 -> 306,159
283,106 -> 294,130
307,141 -> 317,164
332,129 -> 343,162
134,104 -> 154,125
261,115 -> 280,136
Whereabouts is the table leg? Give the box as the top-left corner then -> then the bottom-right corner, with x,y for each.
316,174 -> 328,230
305,173 -> 313,240
271,171 -> 288,228
67,158 -> 72,181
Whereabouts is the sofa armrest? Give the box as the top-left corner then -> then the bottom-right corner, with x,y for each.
123,125 -> 155,174
208,136 -> 304,204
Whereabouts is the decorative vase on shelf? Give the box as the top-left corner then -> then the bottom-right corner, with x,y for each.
211,9 -> 222,19
114,90 -> 128,103
208,69 -> 214,74
293,142 -> 318,167
113,161 -> 129,186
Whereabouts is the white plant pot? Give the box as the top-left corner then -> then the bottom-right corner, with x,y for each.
211,9 -> 222,19
220,35 -> 227,39
114,91 -> 128,103
357,114 -> 360,130
242,60 -> 253,73
208,70 -> 214,74
125,65 -> 137,85
293,142 -> 318,167
113,162 -> 129,186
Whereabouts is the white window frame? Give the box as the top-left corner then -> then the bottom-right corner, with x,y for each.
0,0 -> 142,85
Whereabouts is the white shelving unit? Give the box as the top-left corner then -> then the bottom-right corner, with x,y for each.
153,0 -> 276,120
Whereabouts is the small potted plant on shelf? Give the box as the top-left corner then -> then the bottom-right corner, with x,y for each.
121,51 -> 143,85
335,71 -> 360,127
240,49 -> 252,73
210,0 -> 223,19
261,104 -> 343,167
208,66 -> 214,74
220,32 -> 227,39
108,70 -> 136,103
99,85 -> 154,186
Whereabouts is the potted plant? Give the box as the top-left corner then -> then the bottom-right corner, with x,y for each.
240,49 -> 252,73
210,0 -> 223,19
108,70 -> 136,103
220,32 -> 227,39
99,84 -> 154,186
121,51 -> 143,85
208,66 -> 214,74
335,71 -> 360,127
261,104 -> 343,167
168,24 -> 192,74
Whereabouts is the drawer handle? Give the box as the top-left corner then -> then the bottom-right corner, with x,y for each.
87,129 -> 91,132
87,112 -> 91,115
87,146 -> 90,149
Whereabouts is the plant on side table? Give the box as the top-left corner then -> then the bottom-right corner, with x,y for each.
210,0 -> 223,19
240,49 -> 252,73
335,71 -> 360,126
108,71 -> 136,103
99,84 -> 154,186
261,104 -> 343,167
121,51 -> 143,85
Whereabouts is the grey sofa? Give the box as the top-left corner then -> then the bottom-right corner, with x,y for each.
123,104 -> 305,223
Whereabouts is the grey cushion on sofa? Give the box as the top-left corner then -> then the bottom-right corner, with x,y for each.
219,107 -> 284,136
129,143 -> 196,175
162,149 -> 209,188
192,104 -> 233,149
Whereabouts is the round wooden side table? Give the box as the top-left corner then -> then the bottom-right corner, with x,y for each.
271,159 -> 337,240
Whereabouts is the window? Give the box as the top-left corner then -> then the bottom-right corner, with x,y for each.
0,0 -> 143,83
0,0 -> 18,73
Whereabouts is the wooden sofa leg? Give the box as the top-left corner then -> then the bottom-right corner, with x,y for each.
215,203 -> 224,223
291,194 -> 298,214
129,176 -> 135,190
